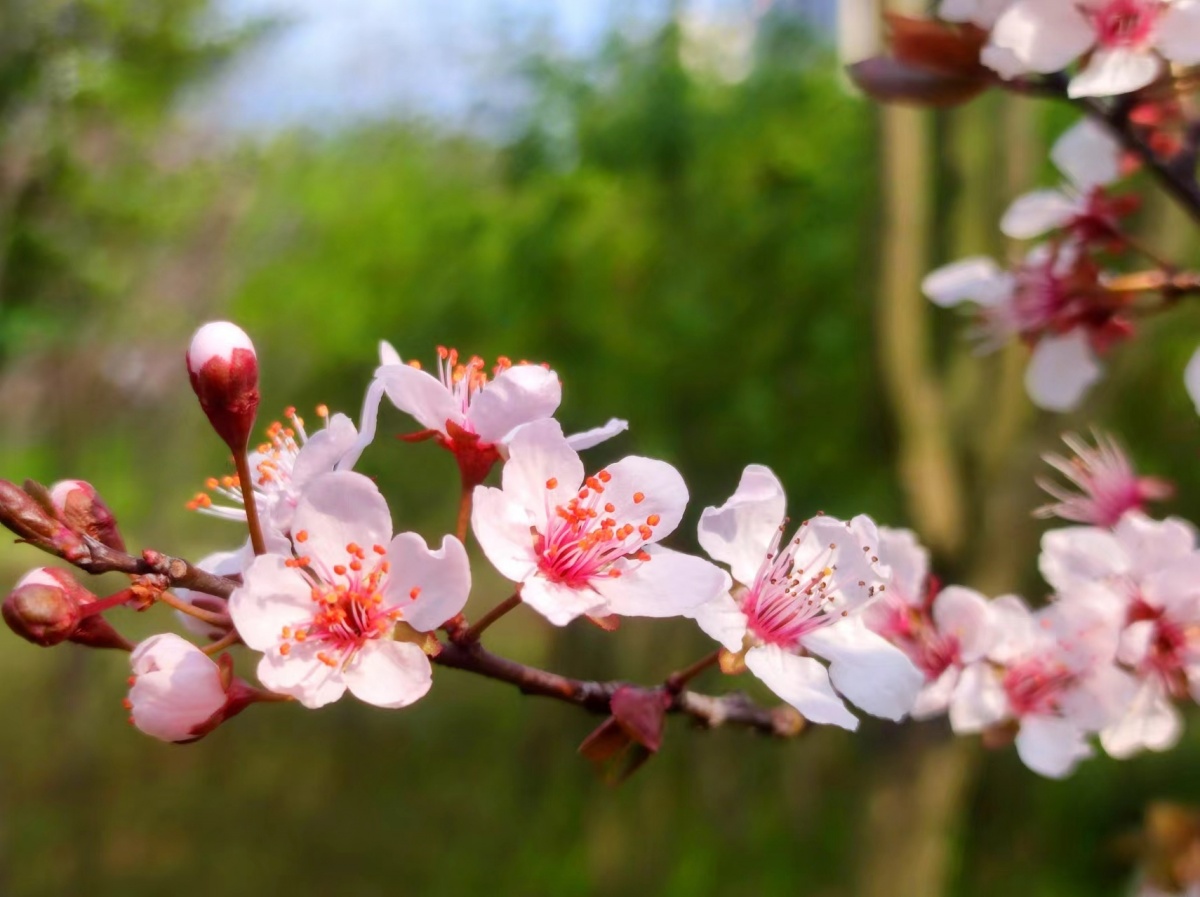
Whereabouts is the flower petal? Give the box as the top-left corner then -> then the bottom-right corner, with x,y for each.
1068,47 -> 1162,98
922,257 -> 1012,308
470,485 -> 540,584
698,464 -> 786,586
600,455 -> 690,542
468,364 -> 561,444
290,471 -> 392,574
688,592 -> 749,652
800,617 -> 924,720
565,418 -> 629,451
948,662 -> 1009,732
1185,345 -> 1200,415
744,644 -> 859,730
1100,679 -> 1182,759
932,586 -> 996,663
376,361 -> 461,433
593,546 -> 731,618
229,555 -> 314,651
1025,331 -> 1102,412
256,644 -> 347,709
878,526 -> 929,607
383,532 -> 472,632
1015,715 -> 1092,778
1157,1 -> 1200,63
343,640 -> 433,709
521,576 -> 606,627
291,413 -> 359,488
1051,118 -> 1122,190
991,0 -> 1094,72
1000,189 -> 1080,239
500,419 -> 584,531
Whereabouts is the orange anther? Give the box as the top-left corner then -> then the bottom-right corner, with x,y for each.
633,492 -> 645,504
638,525 -> 653,540
205,477 -> 219,489
280,643 -> 291,656
349,560 -> 363,572
316,404 -> 329,418
295,530 -> 309,543
646,514 -> 661,526
122,698 -> 133,710
333,565 -> 347,576
546,478 -> 558,489
410,586 -> 422,600
373,544 -> 387,555
284,406 -> 296,418
605,503 -> 615,513
598,470 -> 612,482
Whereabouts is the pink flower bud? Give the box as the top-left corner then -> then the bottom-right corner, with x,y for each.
127,633 -> 251,743
0,480 -> 87,561
186,322 -> 260,452
3,568 -> 82,646
2,568 -> 131,650
48,479 -> 125,551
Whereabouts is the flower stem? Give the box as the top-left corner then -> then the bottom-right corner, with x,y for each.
233,450 -> 267,556
157,590 -> 232,629
459,592 -> 521,644
456,487 -> 472,545
664,650 -> 721,695
201,629 -> 241,656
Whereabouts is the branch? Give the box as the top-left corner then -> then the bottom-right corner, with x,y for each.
432,641 -> 806,737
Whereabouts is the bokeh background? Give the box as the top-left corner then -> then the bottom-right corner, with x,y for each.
3,1 -> 1200,894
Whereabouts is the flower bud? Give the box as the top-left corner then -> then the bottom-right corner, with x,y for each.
3,568 -> 81,646
127,634 -> 252,742
2,568 -> 131,650
48,479 -> 125,552
0,480 -> 86,561
186,321 -> 260,452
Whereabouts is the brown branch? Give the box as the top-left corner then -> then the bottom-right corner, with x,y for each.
432,641 -> 806,737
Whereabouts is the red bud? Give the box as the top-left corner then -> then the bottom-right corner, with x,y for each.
186,322 -> 260,452
48,479 -> 125,551
2,568 -> 131,650
0,480 -> 87,561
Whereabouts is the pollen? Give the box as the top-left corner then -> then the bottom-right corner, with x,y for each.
295,530 -> 309,543
633,492 -> 645,504
546,478 -> 558,489
409,586 -> 422,600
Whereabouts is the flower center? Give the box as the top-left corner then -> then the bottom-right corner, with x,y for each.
1002,658 -> 1076,716
1090,0 -> 1160,47
740,522 -> 875,649
279,540 -> 402,667
535,472 -> 656,587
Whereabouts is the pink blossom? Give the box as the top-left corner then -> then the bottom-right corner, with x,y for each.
1036,431 -> 1173,527
127,633 -> 238,743
375,344 -> 626,488
229,470 -> 470,709
691,466 -> 923,730
471,419 -> 728,627
987,0 -> 1200,97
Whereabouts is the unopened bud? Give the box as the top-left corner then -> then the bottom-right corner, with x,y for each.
128,633 -> 253,742
48,479 -> 125,551
2,568 -> 130,650
186,321 -> 260,452
3,568 -> 81,646
0,480 -> 87,561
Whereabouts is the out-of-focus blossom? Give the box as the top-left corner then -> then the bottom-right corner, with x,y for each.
472,420 -> 727,626
691,465 -> 922,730
987,0 -> 1200,97
939,0 -> 1013,27
1036,431 -> 1173,526
230,471 -> 470,709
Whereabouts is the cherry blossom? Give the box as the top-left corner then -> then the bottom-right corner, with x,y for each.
127,633 -> 245,743
1040,513 -> 1200,757
375,343 -> 627,487
690,465 -> 922,730
1001,117 -> 1132,242
949,594 -> 1126,777
1036,431 -> 1172,526
189,402 -> 376,537
922,243 -> 1125,411
471,419 -> 728,626
864,527 -> 998,718
230,470 -> 470,709
987,0 -> 1200,98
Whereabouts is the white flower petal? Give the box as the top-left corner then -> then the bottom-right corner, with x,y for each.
470,486 -> 540,584
1039,524 -> 1126,593
1025,331 -> 1103,412
499,419 -> 584,530
1001,189 -> 1081,239
948,662 -> 1009,732
1157,1 -> 1200,63
383,532 -> 472,632
922,257 -> 1012,308
744,644 -> 859,730
1185,346 -> 1200,415
343,640 -> 433,709
467,364 -> 561,444
229,555 -> 314,651
991,0 -> 1095,72
599,455 -> 690,542
592,546 -> 730,618
565,418 -> 629,451
376,362 -> 461,433
378,340 -> 402,367
1068,47 -> 1162,98
800,618 -> 924,720
1100,679 -> 1182,758
688,591 -> 748,652
290,471 -> 393,574
877,526 -> 929,607
1051,118 -> 1122,189
912,667 -> 959,720
291,413 -> 359,488
256,644 -> 347,709
932,586 -> 996,662
520,576 -> 606,627
698,464 -> 787,586
1015,715 -> 1092,778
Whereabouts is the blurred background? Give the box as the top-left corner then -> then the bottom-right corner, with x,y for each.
3,0 -> 1200,894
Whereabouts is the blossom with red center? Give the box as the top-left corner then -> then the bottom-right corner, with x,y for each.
127,633 -> 256,743
471,419 -> 728,626
987,0 -> 1200,97
374,343 -> 626,488
230,470 -> 470,709
689,465 -> 922,730
188,401 -> 376,538
864,527 -> 998,718
949,594 -> 1127,777
1036,431 -> 1173,527
923,243 -> 1129,411
1040,512 -> 1200,758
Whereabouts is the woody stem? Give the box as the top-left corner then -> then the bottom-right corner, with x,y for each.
664,650 -> 721,694
458,592 -> 522,644
234,450 -> 267,556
